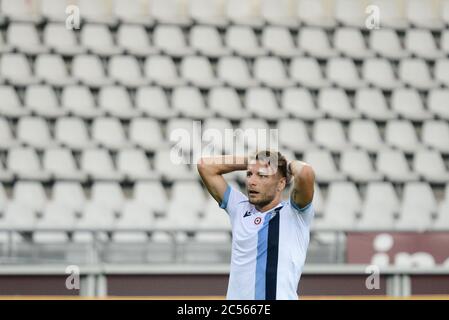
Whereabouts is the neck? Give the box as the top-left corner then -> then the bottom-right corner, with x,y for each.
255,196 -> 282,213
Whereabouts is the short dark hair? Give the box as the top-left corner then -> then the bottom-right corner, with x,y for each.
253,150 -> 289,180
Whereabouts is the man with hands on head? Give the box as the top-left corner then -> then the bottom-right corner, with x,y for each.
197,150 -> 315,300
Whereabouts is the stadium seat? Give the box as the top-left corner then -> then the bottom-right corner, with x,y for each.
434,59 -> 449,87
13,181 -> 47,213
80,24 -> 123,56
78,0 -> 118,25
279,119 -> 315,153
325,182 -> 362,214
362,182 -> 400,215
428,89 -> 449,120
115,202 -> 154,231
116,24 -> 157,57
180,56 -> 223,89
376,149 -> 419,183
199,199 -> 232,232
434,201 -> 449,230
0,53 -> 41,86
0,32 -> 12,53
327,57 -> 366,90
357,207 -> 396,231
151,0 -> 192,26
290,57 -> 331,89
154,149 -> 196,181
396,182 -> 437,230
76,202 -> 116,230
354,88 -> 396,121
172,86 -> 212,119
7,23 -> 49,55
189,0 -> 228,27
113,0 -> 154,26
209,87 -> 249,120
145,55 -> 187,88
297,0 -> 336,29
371,0 -> 408,29
304,149 -> 346,183
385,120 -> 424,153
334,28 -> 374,59
237,119 -> 273,153
55,117 -> 97,151
335,0 -> 366,28
35,54 -> 77,87
341,149 -> 383,183
0,86 -> 30,118
129,118 -> 165,152
190,26 -> 232,58
318,88 -> 360,120
37,202 -> 76,231
348,119 -> 385,153
132,181 -> 168,216
41,0 -> 70,23
253,57 -> 294,89
369,29 -> 410,60
92,117 -> 130,150
43,23 -> 86,56
91,182 -> 125,213
298,28 -> 338,59
17,117 -> 56,150
406,0 -> 444,30
226,26 -> 267,57
442,30 -> 449,55
135,86 -> 177,119
153,25 -> 194,57
391,88 -> 433,121
2,0 -> 42,23
117,149 -> 160,181
422,120 -> 449,154
226,0 -> 264,28
43,148 -> 88,182
61,86 -> 104,119
171,181 -> 207,212
108,55 -> 150,88
262,26 -> 302,58
98,86 -> 140,119
245,87 -> 284,120
80,149 -> 124,181
405,29 -> 444,60
1,202 -> 36,229
414,150 -> 449,184
313,119 -> 350,152
0,118 -> 19,151
281,87 -> 324,120
217,56 -> 259,89
166,118 -> 201,153
362,58 -> 403,90
72,54 -> 114,88
24,85 -> 67,118
399,58 -> 438,90
261,0 -> 298,28
52,181 -> 87,214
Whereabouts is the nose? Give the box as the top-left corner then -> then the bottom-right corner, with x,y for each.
247,174 -> 257,187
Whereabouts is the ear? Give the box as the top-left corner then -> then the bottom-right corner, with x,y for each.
278,177 -> 287,192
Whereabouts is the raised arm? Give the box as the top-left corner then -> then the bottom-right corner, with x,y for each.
197,156 -> 247,204
288,160 -> 315,209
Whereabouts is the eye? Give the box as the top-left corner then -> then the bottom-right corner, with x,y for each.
246,172 -> 251,177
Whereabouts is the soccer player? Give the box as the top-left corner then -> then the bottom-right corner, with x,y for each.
197,150 -> 315,300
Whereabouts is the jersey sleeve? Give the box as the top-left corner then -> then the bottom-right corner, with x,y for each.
288,195 -> 314,226
219,184 -> 248,222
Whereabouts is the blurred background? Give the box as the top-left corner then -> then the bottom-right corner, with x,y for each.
0,0 -> 448,298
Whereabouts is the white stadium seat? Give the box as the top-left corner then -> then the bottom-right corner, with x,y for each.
281,87 -> 324,120
7,23 -> 49,55
153,25 -> 194,57
405,29 -> 444,60
172,86 -> 212,119
92,117 -> 130,150
253,57 -> 294,89
391,88 -> 433,121
341,149 -> 383,183
135,86 -> 177,119
108,55 -> 150,88
376,149 -> 419,183
55,117 -> 97,151
129,118 -> 165,152
43,148 -> 87,182
318,88 -> 360,120
262,26 -> 302,58
117,149 -> 160,181
414,150 -> 449,184
180,56 -> 223,89
428,89 -> 449,120
209,87 -> 249,120
43,23 -> 86,56
334,28 -> 374,59
290,57 -> 331,89
245,87 -> 284,120
298,28 -> 338,59
145,55 -> 187,88
313,119 -> 350,152
226,26 -> 267,57
0,86 -> 30,118
98,86 -> 140,119
226,0 -> 264,28
261,0 -> 298,28
117,24 -> 158,57
80,149 -> 123,181
189,0 -> 228,27
80,24 -> 123,57
24,85 -> 67,118
217,56 -> 259,89
422,121 -> 449,154
151,0 -> 192,26
385,120 -> 424,153
190,26 -> 232,58
17,117 -> 56,150
113,0 -> 154,26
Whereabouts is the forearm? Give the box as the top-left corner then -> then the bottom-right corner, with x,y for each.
288,160 -> 315,207
197,155 -> 248,175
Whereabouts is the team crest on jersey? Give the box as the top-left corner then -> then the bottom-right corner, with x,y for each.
243,211 -> 251,218
254,217 -> 262,225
